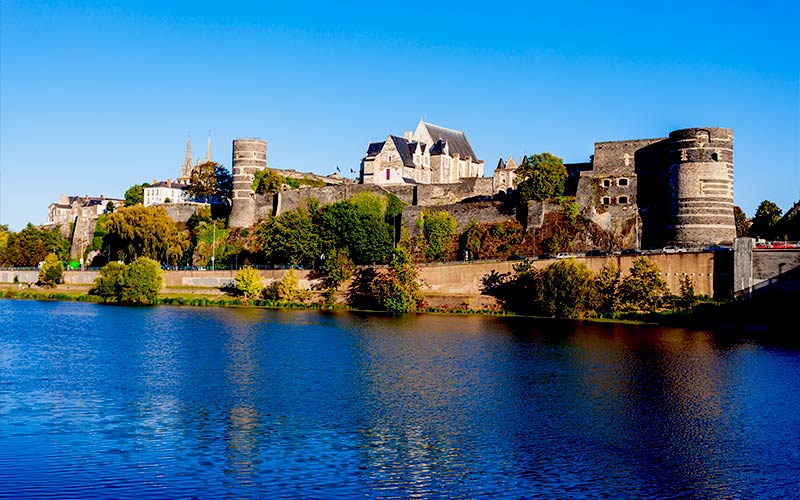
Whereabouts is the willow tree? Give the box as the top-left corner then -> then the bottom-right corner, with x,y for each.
103,205 -> 188,263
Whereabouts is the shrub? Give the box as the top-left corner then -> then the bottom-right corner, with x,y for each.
264,268 -> 311,303
618,257 -> 670,312
37,253 -> 63,288
119,257 -> 162,304
234,266 -> 264,301
369,247 -> 424,314
92,261 -> 126,300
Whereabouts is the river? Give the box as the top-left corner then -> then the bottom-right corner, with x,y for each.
1,299 -> 798,498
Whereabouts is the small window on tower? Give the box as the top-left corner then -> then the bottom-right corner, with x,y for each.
617,196 -> 628,204
603,179 -> 611,187
602,197 -> 611,205
386,169 -> 390,180
711,152 -> 719,161
618,178 -> 629,186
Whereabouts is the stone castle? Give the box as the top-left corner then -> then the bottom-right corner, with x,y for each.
229,125 -> 736,249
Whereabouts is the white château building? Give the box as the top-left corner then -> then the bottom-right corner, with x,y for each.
360,119 -> 484,185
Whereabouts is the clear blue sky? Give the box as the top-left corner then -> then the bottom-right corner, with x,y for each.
1,1 -> 798,230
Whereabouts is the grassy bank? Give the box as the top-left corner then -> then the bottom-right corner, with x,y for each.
1,283 -> 790,334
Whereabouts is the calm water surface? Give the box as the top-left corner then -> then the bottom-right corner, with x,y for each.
1,299 -> 799,499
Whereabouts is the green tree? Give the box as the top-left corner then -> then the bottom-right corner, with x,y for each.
124,183 -> 146,206
516,152 -> 568,202
189,161 -> 220,202
119,257 -> 162,304
420,210 -> 457,261
215,164 -> 233,201
594,260 -> 620,315
234,266 -> 264,302
678,274 -> 696,310
749,200 -> 782,239
258,207 -> 320,267
105,201 -> 116,213
319,247 -> 355,304
191,219 -> 229,268
92,258 -> 161,304
320,193 -> 393,264
618,257 -> 670,312
370,247 -> 423,313
252,169 -> 286,194
0,224 -> 69,267
92,261 -> 126,301
533,259 -> 594,318
733,206 -> 750,238
103,205 -> 185,263
37,253 -> 63,288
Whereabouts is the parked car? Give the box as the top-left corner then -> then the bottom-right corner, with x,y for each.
585,249 -> 609,257
555,252 -> 571,259
703,245 -> 732,252
538,253 -> 555,260
662,246 -> 685,253
620,248 -> 641,255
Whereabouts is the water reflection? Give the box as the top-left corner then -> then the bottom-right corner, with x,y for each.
1,301 -> 798,499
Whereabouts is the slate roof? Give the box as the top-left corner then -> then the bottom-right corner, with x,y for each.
365,141 -> 385,158
429,138 -> 447,156
388,135 -> 416,167
422,122 -> 479,161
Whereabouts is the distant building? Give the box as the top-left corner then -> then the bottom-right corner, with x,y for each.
360,119 -> 484,185
493,156 -> 518,193
47,194 -> 122,226
143,179 -> 192,206
145,133 -> 218,206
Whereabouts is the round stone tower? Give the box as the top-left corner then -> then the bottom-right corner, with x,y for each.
666,127 -> 735,247
229,138 -> 267,229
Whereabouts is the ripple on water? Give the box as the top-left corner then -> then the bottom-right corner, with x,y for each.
1,302 -> 799,498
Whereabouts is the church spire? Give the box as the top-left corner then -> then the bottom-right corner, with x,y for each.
206,132 -> 212,163
180,133 -> 193,180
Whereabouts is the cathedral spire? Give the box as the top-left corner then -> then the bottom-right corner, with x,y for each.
181,133 -> 193,180
206,132 -> 212,163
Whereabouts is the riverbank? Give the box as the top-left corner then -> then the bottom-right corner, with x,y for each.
2,282 -> 791,335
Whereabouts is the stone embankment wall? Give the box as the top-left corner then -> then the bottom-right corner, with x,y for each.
1,253 -> 718,299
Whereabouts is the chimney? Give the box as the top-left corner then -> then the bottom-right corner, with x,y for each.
167,179 -> 172,188
404,131 -> 412,140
